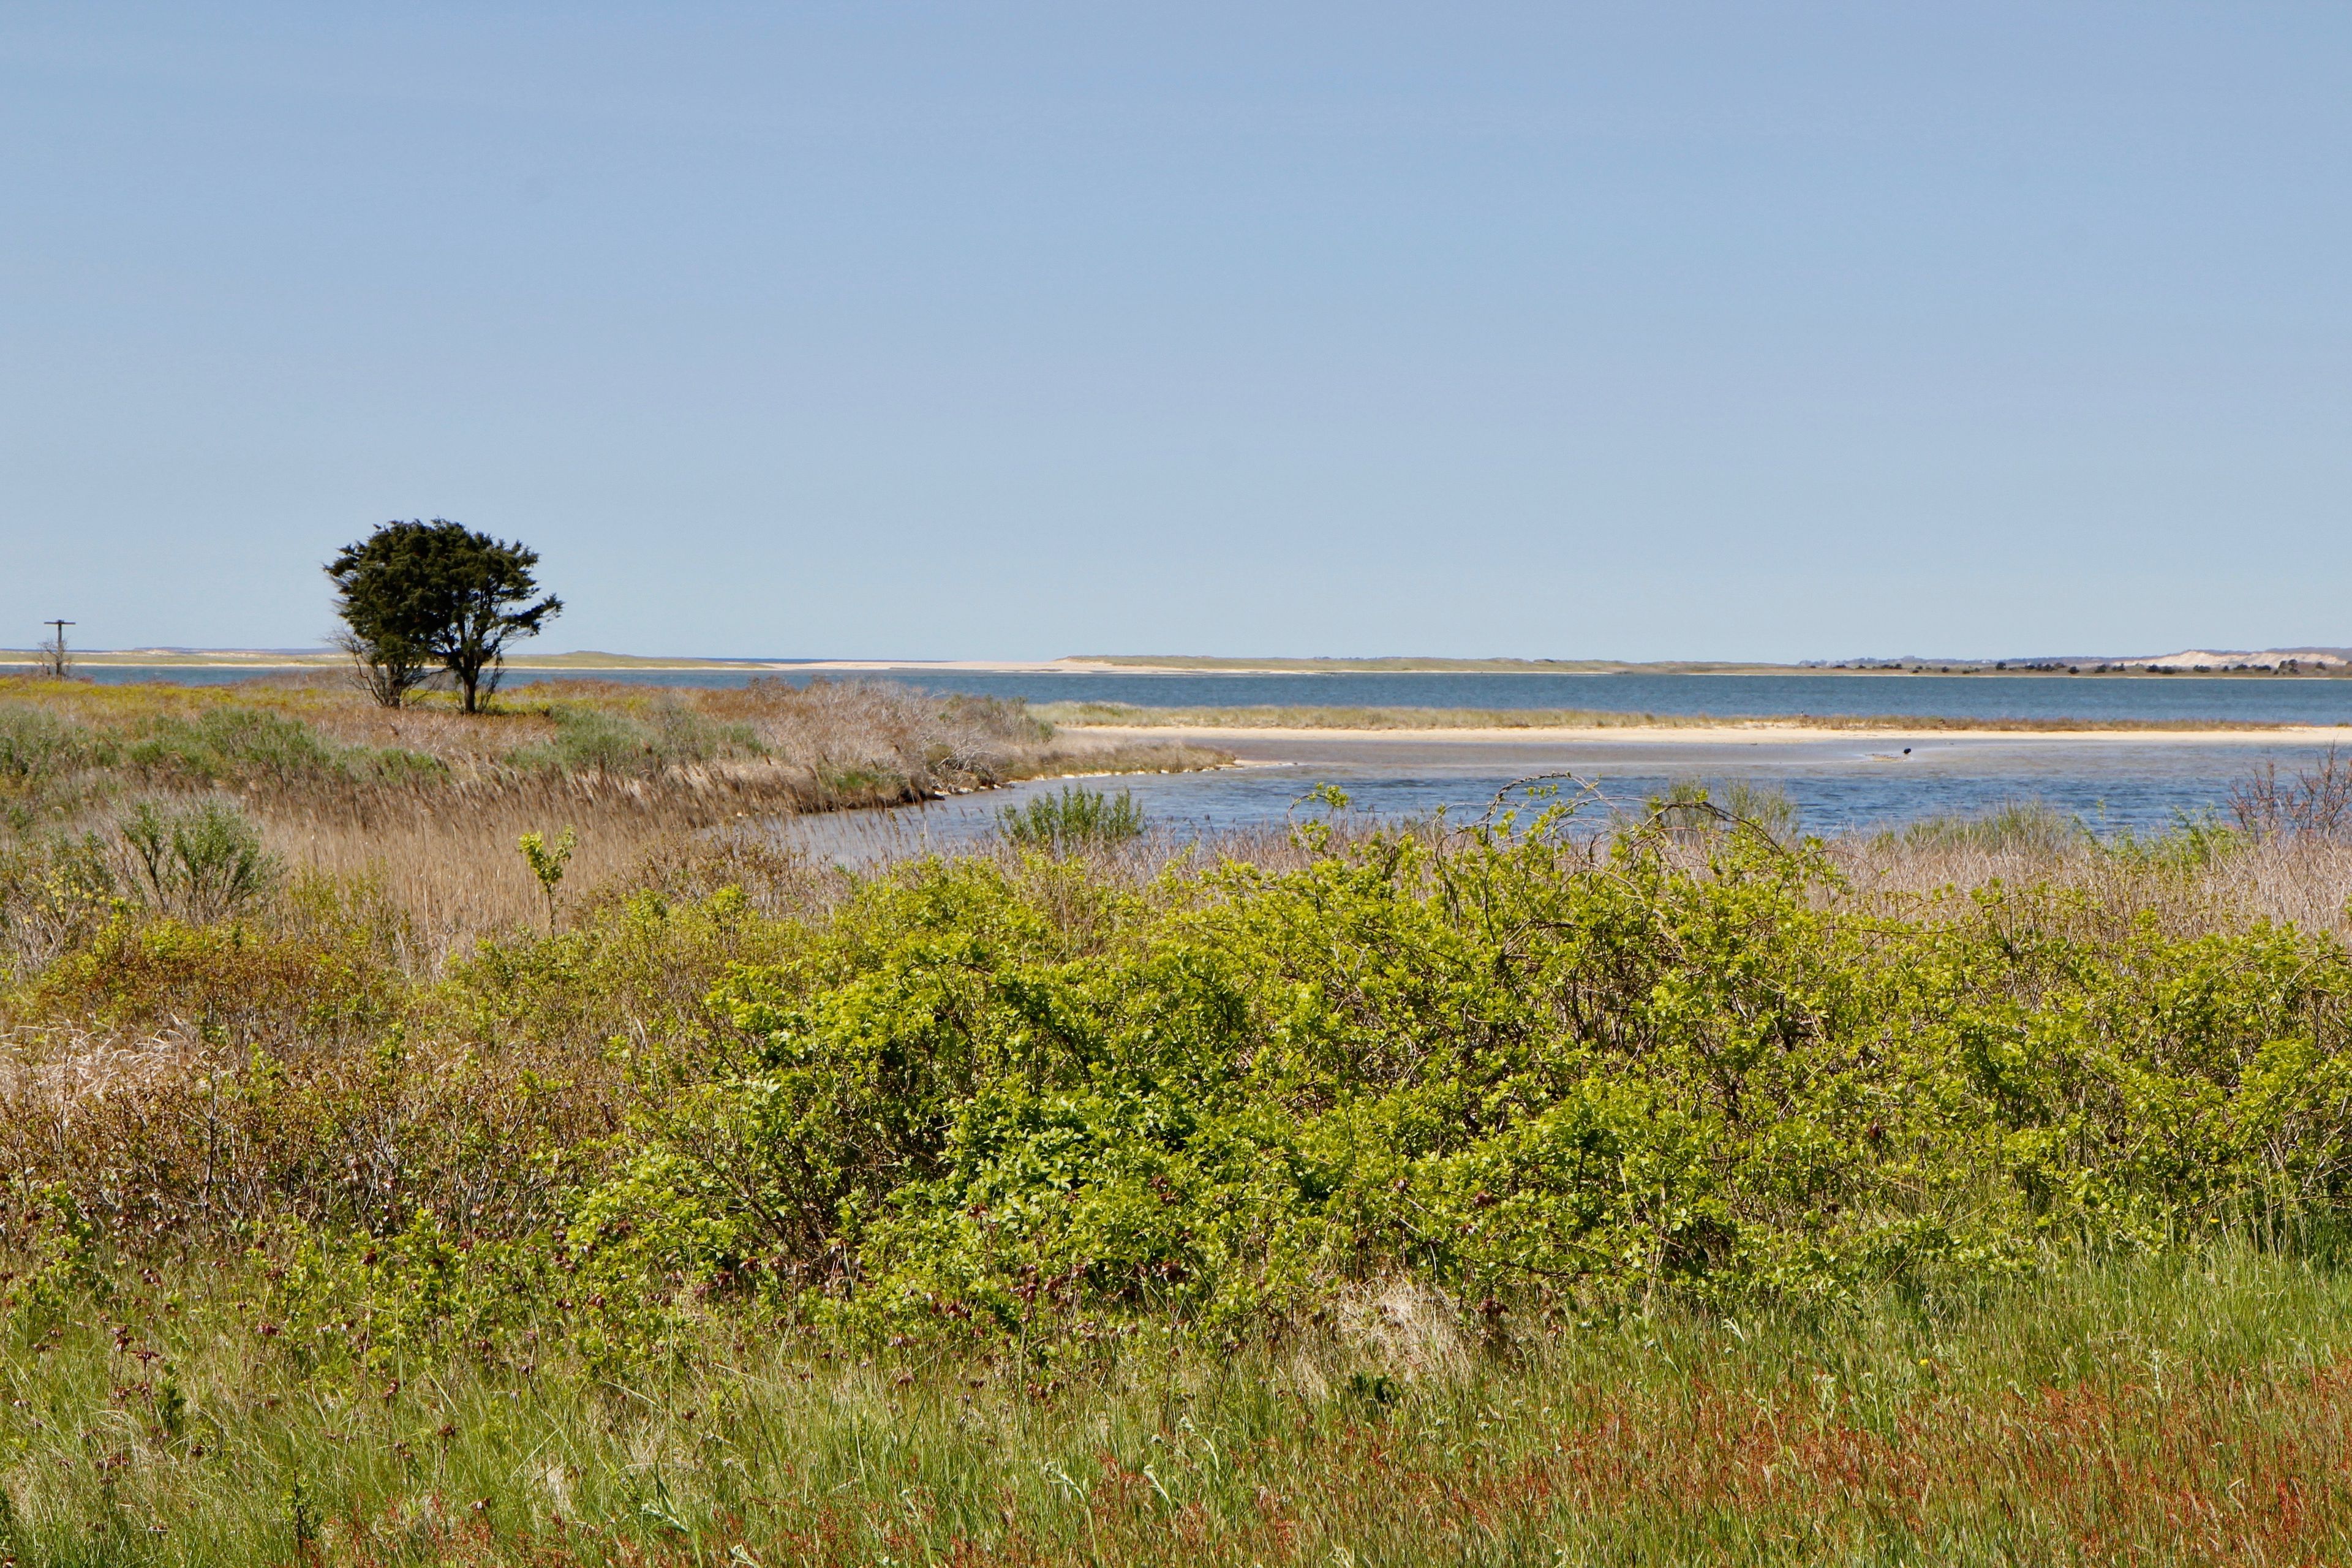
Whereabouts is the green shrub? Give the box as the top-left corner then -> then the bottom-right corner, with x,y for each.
120,799 -> 276,922
0,703 -> 104,780
644,698 -> 761,762
511,702 -> 759,777
0,832 -> 116,976
124,707 -> 339,783
350,745 -> 450,785
20,799 -> 2352,1364
516,707 -> 651,774
997,785 -> 1146,850
541,820 -> 2352,1347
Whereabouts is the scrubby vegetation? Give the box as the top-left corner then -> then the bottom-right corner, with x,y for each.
996,783 -> 1147,851
0,676 -> 1221,949
5,717 -> 2352,1561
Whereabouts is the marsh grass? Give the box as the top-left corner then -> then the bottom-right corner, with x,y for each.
0,677 -> 1224,952
1836,803 -> 2352,940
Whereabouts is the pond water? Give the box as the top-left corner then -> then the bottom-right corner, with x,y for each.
782,730 -> 2348,859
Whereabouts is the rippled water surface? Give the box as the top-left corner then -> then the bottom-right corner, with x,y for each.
784,731 -> 2350,859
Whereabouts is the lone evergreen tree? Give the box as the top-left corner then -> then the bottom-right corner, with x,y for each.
326,519 -> 562,713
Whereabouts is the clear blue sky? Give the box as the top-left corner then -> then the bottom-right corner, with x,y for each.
4,4 -> 2346,661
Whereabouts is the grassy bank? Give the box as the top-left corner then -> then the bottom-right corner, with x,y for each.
0,676 -> 1222,947
7,737 -> 2352,1558
3,1247 -> 2346,1564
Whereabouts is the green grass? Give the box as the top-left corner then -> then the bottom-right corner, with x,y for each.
1881,801 -> 2092,856
2,1245 -> 2347,1564
503,701 -> 764,776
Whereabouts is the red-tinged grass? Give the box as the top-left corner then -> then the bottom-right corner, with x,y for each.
7,1248 -> 2352,1566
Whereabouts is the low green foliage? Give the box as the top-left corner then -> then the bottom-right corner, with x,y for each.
18,808 -> 2352,1355
547,820 -> 2352,1352
0,704 -> 102,781
120,800 -> 277,922
509,701 -> 762,776
1887,799 -> 2090,855
518,825 -> 576,933
0,706 -> 114,832
996,783 -> 1147,850
1,700 -> 441,806
7,762 -> 2352,1556
124,707 -> 339,782
0,832 -> 117,976
1,1245 -> 2350,1564
1646,777 -> 1798,843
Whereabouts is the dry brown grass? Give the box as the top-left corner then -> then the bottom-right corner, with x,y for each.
1835,830 -> 2352,940
1,674 -> 1226,953
0,1021 -> 205,1106
260,799 -> 671,944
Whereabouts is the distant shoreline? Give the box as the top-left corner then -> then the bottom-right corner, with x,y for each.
4,651 -> 2350,680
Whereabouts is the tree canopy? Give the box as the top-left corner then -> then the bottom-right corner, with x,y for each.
326,519 -> 562,712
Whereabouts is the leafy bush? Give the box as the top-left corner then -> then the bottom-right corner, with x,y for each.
0,704 -> 104,781
997,785 -> 1147,850
543,818 -> 2352,1348
645,698 -> 761,763
18,778 -> 2352,1367
349,745 -> 449,785
0,832 -> 117,976
514,707 -> 654,774
125,707 -> 340,783
120,799 -> 276,922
